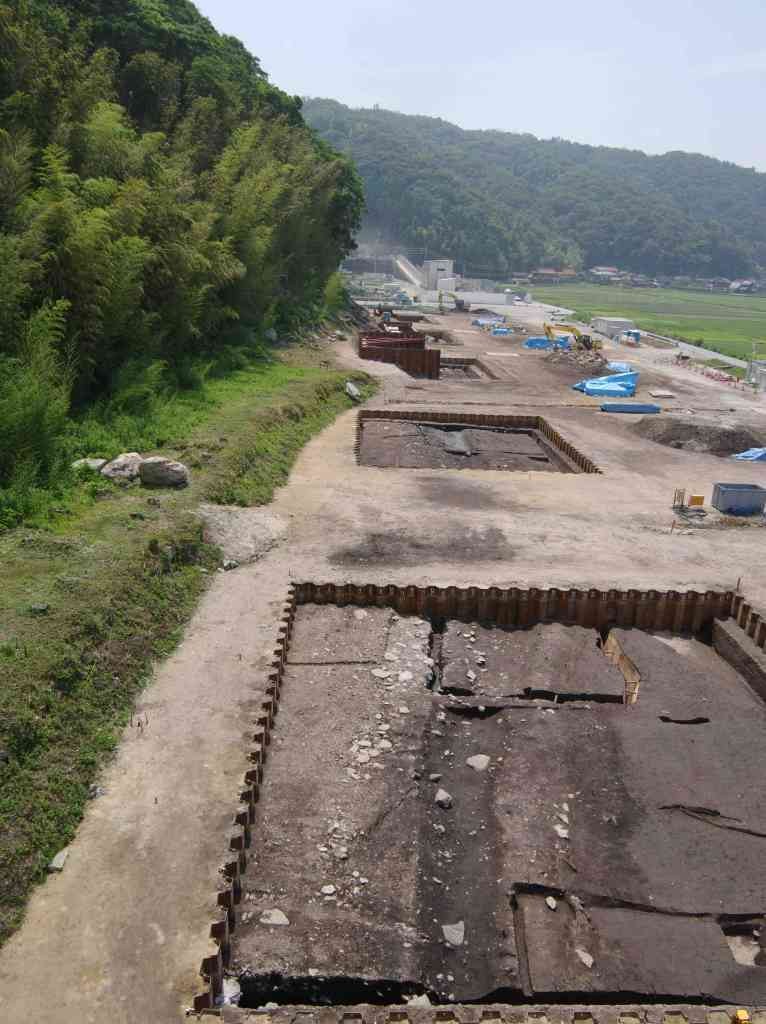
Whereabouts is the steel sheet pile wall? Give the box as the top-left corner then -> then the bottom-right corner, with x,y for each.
358,331 -> 441,379
294,583 -> 734,633
194,589 -> 297,1011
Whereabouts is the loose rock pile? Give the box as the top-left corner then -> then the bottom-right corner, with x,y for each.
73,452 -> 190,487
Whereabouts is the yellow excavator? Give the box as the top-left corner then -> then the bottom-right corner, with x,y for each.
438,291 -> 471,313
544,322 -> 601,351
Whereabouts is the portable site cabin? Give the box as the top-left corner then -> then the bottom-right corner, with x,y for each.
591,316 -> 636,336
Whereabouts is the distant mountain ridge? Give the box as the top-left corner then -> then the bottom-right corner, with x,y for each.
303,98 -> 766,279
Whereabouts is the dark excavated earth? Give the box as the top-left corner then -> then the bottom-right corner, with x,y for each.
230,605 -> 766,1008
358,419 -> 577,472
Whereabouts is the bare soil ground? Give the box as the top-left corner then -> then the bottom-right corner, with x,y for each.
230,605 -> 766,1007
3,307 -> 766,1020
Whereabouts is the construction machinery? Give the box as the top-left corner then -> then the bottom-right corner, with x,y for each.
544,322 -> 601,351
438,291 -> 471,313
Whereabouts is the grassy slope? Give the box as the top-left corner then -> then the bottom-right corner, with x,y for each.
0,342 -> 373,942
529,283 -> 766,359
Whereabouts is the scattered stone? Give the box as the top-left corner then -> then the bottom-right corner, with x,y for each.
88,784 -> 106,799
222,559 -> 239,571
345,381 -> 362,402
435,788 -> 453,809
48,847 -> 69,872
259,908 -> 290,926
466,754 -> 490,772
406,994 -> 432,1007
554,823 -> 570,839
466,669 -> 477,683
398,705 -> 409,714
442,921 -> 465,946
147,496 -> 162,507
72,457 -> 107,472
221,977 -> 242,1006
139,456 -> 189,489
29,603 -> 49,616
575,946 -> 594,969
353,609 -> 368,620
429,773 -> 442,782
372,668 -> 391,680
398,671 -> 414,683
101,452 -> 143,480
377,739 -> 393,751
545,896 -> 558,911
320,884 -> 336,896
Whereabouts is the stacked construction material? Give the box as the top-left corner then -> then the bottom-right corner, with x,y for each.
600,403 -> 660,414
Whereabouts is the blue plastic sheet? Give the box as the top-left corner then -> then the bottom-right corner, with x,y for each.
600,403 -> 660,414
491,326 -> 511,335
732,448 -> 766,461
573,371 -> 638,398
524,337 -> 552,349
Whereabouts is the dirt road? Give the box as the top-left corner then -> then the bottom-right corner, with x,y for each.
2,314 -> 765,1021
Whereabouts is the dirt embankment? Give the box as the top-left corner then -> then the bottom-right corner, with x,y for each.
631,415 -> 766,457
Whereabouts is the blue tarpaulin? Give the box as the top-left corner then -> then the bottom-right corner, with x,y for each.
491,326 -> 511,335
600,403 -> 661,414
732,448 -> 766,461
573,371 -> 638,398
523,336 -> 572,350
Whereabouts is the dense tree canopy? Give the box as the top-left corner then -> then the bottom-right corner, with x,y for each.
303,99 -> 766,280
0,0 -> 362,501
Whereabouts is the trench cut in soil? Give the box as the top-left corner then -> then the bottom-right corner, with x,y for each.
226,599 -> 766,1011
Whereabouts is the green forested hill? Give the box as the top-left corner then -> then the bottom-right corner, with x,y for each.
303,98 -> 766,280
0,0 -> 362,516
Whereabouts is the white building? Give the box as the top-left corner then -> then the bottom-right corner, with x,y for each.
591,316 -> 636,336
422,259 -> 454,289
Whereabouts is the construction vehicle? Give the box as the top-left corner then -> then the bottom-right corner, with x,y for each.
544,322 -> 601,351
438,291 -> 471,314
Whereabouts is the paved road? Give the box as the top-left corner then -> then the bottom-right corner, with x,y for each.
661,337 -> 747,370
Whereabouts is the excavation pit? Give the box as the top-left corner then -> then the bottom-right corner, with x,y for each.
222,588 -> 766,1011
356,412 -> 599,473
439,358 -> 494,381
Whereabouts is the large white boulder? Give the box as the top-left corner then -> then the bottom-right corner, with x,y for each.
72,458 -> 107,472
100,452 -> 143,480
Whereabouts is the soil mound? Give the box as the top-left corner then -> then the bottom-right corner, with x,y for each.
631,415 -> 766,456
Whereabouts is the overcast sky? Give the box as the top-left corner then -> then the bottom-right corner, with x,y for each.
196,0 -> 766,171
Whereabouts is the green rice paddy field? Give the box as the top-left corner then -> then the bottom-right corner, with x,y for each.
529,283 -> 766,360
